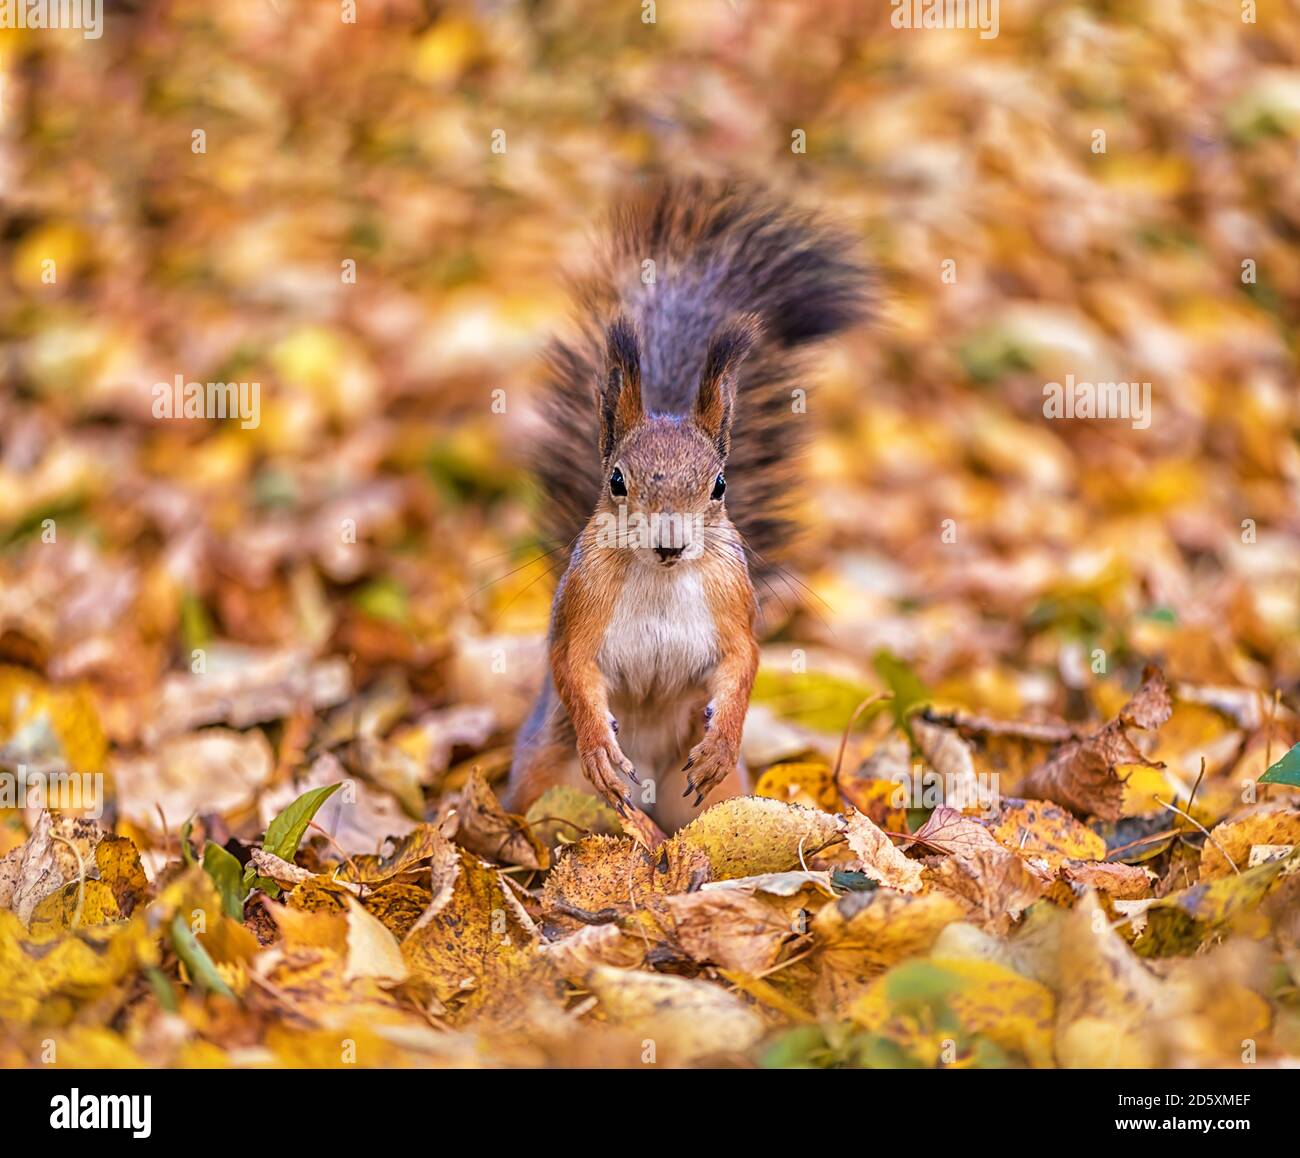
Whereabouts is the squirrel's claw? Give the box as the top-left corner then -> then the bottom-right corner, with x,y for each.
679,737 -> 735,808
580,738 -> 640,818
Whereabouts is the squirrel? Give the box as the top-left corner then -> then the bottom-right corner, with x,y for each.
503,179 -> 869,842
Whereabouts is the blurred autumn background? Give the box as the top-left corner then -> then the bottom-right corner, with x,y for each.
2,0 -> 1300,1069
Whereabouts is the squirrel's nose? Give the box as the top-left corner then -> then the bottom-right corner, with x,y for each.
654,545 -> 684,563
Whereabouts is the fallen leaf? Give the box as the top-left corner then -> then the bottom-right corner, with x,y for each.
842,808 -> 923,893
449,766 -> 548,870
670,796 -> 842,880
1200,806 -> 1300,880
910,805 -> 1004,859
585,966 -> 766,1063
1021,668 -> 1171,820
344,897 -> 409,985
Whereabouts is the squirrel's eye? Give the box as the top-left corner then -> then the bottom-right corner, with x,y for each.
609,467 -> 627,497
710,473 -> 726,501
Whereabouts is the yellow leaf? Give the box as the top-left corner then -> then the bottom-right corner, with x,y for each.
670,796 -> 842,880
755,762 -> 838,810
851,958 -> 1056,1068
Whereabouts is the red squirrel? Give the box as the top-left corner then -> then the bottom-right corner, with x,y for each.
504,180 -> 868,842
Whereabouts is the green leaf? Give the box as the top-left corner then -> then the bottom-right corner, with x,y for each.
202,841 -> 247,920
351,577 -> 410,625
179,591 -> 214,652
145,967 -> 178,1013
831,869 -> 879,893
245,782 -> 343,898
872,650 -> 931,731
169,915 -> 235,1000
179,817 -> 196,867
1259,742 -> 1300,788
759,1025 -> 832,1069
264,782 -> 343,859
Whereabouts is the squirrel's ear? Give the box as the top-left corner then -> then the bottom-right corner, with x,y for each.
695,314 -> 762,456
599,315 -> 644,460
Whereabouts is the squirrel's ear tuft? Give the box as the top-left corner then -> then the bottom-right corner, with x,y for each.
600,314 -> 643,460
695,313 -> 762,456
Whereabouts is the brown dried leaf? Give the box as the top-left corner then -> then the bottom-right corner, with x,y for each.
449,767 -> 548,870
540,835 -> 708,938
1060,860 -> 1152,899
910,805 -> 1004,859
1021,668 -> 1171,820
927,846 -> 1051,934
842,808 -> 923,893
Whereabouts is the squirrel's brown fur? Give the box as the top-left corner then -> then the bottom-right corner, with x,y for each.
531,179 -> 871,585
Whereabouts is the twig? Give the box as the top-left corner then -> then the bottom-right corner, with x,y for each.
155,803 -> 171,862
309,820 -> 365,896
1104,827 -> 1180,859
50,833 -> 86,930
1187,756 -> 1207,812
832,691 -> 895,782
1154,796 -> 1240,875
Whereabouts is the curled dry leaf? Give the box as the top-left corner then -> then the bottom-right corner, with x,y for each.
1021,667 -> 1172,820
909,805 -> 1004,859
700,870 -> 836,897
538,923 -> 646,978
449,767 -> 548,870
0,811 -> 148,928
842,809 -> 923,893
401,848 -> 554,1025
660,887 -> 814,974
335,822 -> 459,887
248,848 -> 317,889
540,835 -> 708,938
927,847 -> 1051,934
1059,860 -> 1152,899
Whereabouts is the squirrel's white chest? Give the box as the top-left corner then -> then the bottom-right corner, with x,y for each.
598,566 -> 718,702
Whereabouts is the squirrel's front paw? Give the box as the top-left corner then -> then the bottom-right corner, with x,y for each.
681,736 -> 736,808
578,739 -> 638,816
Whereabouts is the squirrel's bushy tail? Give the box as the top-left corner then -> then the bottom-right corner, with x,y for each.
532,179 -> 871,581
